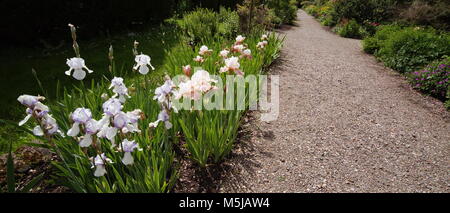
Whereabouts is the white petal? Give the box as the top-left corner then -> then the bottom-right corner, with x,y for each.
85,66 -> 93,73
106,127 -> 117,140
73,69 -> 86,80
139,65 -> 149,75
122,152 -> 134,165
110,137 -> 116,147
149,62 -> 155,70
94,165 -> 107,177
79,134 -> 93,147
121,126 -> 129,134
33,126 -> 44,136
149,120 -> 160,128
57,130 -> 66,137
164,121 -> 172,129
67,123 -> 80,137
65,70 -> 72,76
19,114 -> 32,126
119,95 -> 126,103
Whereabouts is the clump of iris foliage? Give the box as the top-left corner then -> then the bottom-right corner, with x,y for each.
1,8 -> 283,193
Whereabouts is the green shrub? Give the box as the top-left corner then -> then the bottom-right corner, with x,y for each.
175,8 -> 239,44
376,27 -> 450,73
362,37 -> 379,54
333,0 -> 397,23
175,8 -> 218,44
317,1 -> 338,26
305,5 -> 319,16
362,24 -> 402,54
267,0 -> 299,24
408,57 -> 450,100
217,7 -> 240,39
336,19 -> 363,38
237,0 -> 274,33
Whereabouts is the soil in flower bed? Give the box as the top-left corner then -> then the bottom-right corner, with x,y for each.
0,145 -> 71,193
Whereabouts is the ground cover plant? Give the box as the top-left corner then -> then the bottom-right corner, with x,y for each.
0,6 -> 283,192
408,56 -> 450,108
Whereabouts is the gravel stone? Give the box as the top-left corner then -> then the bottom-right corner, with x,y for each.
220,10 -> 450,193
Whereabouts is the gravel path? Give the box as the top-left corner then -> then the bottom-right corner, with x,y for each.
220,10 -> 450,193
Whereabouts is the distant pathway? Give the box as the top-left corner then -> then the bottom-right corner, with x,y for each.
221,10 -> 450,192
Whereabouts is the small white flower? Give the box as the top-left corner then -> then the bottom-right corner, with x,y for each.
193,55 -> 204,63
133,54 -> 155,75
97,125 -> 117,146
235,35 -> 246,44
219,49 -> 230,58
199,45 -> 212,56
158,110 -> 172,129
149,110 -> 172,129
225,56 -> 240,70
219,66 -> 228,73
65,57 -> 93,80
19,113 -> 32,126
257,40 -> 268,49
224,56 -> 243,75
261,34 -> 268,40
71,108 -> 92,124
241,49 -> 252,59
109,77 -> 130,103
43,114 -> 62,136
154,79 -> 174,103
17,95 -> 48,125
92,153 -> 113,177
113,112 -> 128,129
232,44 -> 245,53
191,69 -> 218,93
174,80 -> 200,100
78,119 -> 98,147
173,69 -> 217,100
33,125 -> 44,136
17,95 -> 41,108
79,134 -> 93,147
126,109 -> 142,124
102,98 -> 123,116
120,139 -> 142,165
33,102 -> 49,118
67,108 -> 92,137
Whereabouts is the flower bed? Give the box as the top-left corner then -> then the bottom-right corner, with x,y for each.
2,17 -> 283,192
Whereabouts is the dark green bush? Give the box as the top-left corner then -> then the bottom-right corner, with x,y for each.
362,24 -> 403,54
336,19 -> 364,38
375,27 -> 450,73
332,0 -> 397,24
267,0 -> 299,25
217,7 -> 240,38
175,8 -> 239,44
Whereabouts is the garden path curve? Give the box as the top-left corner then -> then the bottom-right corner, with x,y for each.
220,10 -> 450,192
